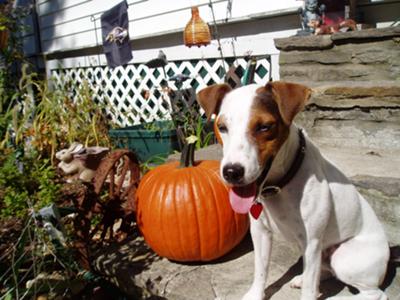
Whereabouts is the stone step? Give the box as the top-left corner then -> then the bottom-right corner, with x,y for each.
318,145 -> 400,244
280,63 -> 399,82
274,27 -> 400,52
290,81 -> 400,152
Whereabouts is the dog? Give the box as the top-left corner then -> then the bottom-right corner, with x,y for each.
196,81 -> 390,300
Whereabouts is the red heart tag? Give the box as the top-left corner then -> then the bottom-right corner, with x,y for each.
250,202 -> 263,219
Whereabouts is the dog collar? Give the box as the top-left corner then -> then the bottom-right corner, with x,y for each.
260,128 -> 306,196
249,129 -> 306,220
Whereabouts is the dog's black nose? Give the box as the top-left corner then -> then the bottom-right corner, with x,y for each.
223,163 -> 245,183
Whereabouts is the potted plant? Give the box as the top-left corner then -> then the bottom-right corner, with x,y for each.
109,85 -> 214,162
109,119 -> 180,162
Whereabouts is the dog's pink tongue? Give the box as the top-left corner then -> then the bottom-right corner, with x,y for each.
229,184 -> 257,214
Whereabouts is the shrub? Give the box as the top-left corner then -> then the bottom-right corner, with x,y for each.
0,150 -> 61,218
1,64 -> 115,162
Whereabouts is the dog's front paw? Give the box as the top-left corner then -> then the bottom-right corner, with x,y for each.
289,274 -> 303,289
242,287 -> 264,300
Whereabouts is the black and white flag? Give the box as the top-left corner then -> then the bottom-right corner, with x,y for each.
101,1 -> 132,67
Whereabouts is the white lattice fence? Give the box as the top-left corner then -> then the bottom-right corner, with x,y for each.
51,57 -> 271,126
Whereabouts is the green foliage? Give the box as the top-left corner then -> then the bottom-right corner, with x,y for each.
140,154 -> 168,173
1,64 -> 115,162
0,151 -> 61,218
0,3 -> 31,99
194,116 -> 214,150
0,215 -> 83,300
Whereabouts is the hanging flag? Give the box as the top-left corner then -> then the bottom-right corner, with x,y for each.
101,1 -> 132,68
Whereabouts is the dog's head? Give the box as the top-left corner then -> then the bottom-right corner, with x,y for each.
197,82 -> 311,211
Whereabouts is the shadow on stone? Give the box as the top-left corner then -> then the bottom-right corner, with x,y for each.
381,246 -> 400,291
319,277 -> 348,299
92,235 -> 164,298
172,231 -> 254,266
213,232 -> 254,263
263,245 -> 400,300
263,256 -> 303,299
262,257 -> 347,300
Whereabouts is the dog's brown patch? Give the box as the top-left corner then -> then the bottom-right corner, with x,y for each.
268,81 -> 311,126
248,87 -> 290,166
196,84 -> 232,120
248,82 -> 311,166
214,115 -> 226,145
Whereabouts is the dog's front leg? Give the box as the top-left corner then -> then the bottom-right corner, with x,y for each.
300,239 -> 322,300
242,217 -> 272,300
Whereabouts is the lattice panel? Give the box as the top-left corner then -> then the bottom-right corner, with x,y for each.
50,57 -> 271,126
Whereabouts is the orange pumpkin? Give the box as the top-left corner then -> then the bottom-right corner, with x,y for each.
136,143 -> 249,262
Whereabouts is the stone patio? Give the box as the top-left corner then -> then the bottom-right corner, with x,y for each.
93,143 -> 400,300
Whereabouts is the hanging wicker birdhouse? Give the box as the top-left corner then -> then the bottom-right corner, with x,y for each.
184,6 -> 211,48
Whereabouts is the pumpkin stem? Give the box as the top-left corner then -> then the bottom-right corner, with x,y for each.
180,142 -> 196,168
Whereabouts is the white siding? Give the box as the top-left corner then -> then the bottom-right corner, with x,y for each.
32,0 -> 400,74
37,0 -> 301,54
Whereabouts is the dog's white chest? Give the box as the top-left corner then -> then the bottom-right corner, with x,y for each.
258,190 -> 307,249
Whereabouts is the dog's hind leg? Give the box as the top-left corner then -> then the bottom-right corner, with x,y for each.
327,234 -> 389,300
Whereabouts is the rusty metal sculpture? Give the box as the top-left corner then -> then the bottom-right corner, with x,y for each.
61,149 -> 141,270
91,150 -> 140,242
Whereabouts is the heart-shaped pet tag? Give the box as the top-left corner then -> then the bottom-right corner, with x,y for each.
250,202 -> 263,219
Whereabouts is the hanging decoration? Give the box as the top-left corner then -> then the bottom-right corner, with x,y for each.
183,6 -> 211,47
101,0 -> 132,67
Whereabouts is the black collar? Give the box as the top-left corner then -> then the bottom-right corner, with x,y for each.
260,128 -> 306,196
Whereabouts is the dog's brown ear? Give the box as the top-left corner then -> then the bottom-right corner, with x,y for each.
196,84 -> 232,120
267,81 -> 311,125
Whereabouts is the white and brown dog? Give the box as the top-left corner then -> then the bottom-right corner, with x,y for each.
197,82 -> 389,300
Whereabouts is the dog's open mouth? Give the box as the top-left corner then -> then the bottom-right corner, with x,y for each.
228,158 -> 273,214
229,183 -> 257,214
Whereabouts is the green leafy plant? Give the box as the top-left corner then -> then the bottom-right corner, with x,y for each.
0,2 -> 30,97
0,151 -> 61,218
194,116 -> 214,150
0,213 -> 84,300
140,153 -> 168,173
1,64 -> 116,162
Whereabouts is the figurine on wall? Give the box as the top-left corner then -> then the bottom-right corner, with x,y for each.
311,18 -> 357,35
297,0 -> 358,36
297,0 -> 326,36
56,142 -> 109,182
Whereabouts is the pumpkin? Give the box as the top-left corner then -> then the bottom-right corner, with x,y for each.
136,143 -> 249,262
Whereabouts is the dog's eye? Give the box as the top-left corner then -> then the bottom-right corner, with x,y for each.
256,123 -> 274,133
218,123 -> 228,133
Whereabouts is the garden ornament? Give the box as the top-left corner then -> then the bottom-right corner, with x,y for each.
33,204 -> 67,247
183,6 -> 211,47
56,142 -> 109,182
101,0 -> 132,67
311,18 -> 357,35
145,50 -> 168,69
145,50 -> 168,89
297,0 -> 326,35
169,74 -> 191,84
